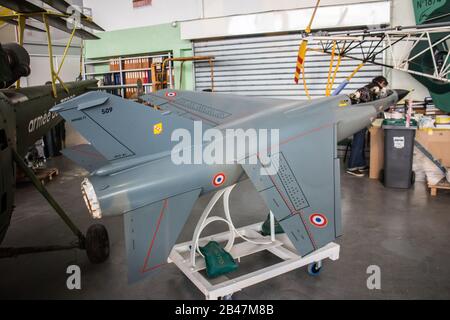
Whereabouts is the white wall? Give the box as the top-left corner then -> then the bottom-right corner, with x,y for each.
83,0 -> 201,31
181,1 -> 391,40
22,54 -> 81,87
84,0 -> 386,31
203,0 -> 383,18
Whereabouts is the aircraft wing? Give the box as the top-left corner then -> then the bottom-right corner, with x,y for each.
0,0 -> 100,40
40,0 -> 105,31
0,0 -> 44,13
124,188 -> 201,283
240,119 -> 342,256
0,16 -> 46,32
141,89 -> 299,127
34,14 -> 100,40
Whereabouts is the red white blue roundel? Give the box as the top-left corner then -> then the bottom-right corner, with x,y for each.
212,173 -> 226,187
309,214 -> 328,228
165,92 -> 177,97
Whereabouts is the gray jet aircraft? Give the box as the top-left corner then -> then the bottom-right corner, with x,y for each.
51,88 -> 408,282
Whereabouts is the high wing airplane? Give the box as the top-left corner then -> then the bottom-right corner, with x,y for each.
0,0 -> 103,38
51,87 -> 409,282
298,24 -> 450,115
0,83 -> 98,243
0,0 -> 104,98
0,41 -> 99,245
304,22 -> 450,85
0,1 -> 107,261
292,0 -> 449,110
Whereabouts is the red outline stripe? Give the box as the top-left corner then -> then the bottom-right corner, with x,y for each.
140,199 -> 168,273
298,211 -> 317,249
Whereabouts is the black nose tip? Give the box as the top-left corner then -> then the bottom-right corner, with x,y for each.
394,89 -> 409,101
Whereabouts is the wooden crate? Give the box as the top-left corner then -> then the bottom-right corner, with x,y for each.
35,168 -> 59,185
428,177 -> 450,196
17,168 -> 59,186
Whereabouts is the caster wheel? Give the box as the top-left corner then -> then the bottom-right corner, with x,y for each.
85,224 -> 110,264
307,262 -> 322,276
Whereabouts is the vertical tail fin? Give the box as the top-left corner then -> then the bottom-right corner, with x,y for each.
52,91 -> 195,161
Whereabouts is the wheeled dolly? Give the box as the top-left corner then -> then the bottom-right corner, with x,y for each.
168,184 -> 340,300
169,223 -> 340,300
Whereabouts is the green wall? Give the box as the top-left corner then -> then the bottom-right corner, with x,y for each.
84,23 -> 194,90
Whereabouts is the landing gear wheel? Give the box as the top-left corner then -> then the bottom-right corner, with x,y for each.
85,224 -> 110,264
220,294 -> 233,300
307,262 -> 322,276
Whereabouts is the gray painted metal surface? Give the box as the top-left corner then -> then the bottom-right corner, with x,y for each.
52,88 -> 405,282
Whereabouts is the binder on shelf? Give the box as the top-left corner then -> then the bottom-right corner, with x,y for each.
86,53 -> 169,100
109,59 -> 120,72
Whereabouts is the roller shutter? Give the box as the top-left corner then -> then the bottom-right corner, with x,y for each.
193,33 -> 383,99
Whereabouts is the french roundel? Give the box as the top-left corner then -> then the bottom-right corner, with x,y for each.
212,173 -> 226,187
165,92 -> 177,97
309,214 -> 328,228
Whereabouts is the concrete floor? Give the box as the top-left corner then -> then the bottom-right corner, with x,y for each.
1,156 -> 450,300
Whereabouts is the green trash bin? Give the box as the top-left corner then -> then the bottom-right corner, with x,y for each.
381,119 -> 417,189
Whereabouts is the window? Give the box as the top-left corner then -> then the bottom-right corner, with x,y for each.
133,0 -> 152,8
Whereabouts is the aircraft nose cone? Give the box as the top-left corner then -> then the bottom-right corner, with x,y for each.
394,89 -> 409,101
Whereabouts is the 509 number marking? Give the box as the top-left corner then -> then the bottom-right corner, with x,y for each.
101,107 -> 113,114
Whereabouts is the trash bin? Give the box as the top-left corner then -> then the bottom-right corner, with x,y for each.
381,119 -> 417,189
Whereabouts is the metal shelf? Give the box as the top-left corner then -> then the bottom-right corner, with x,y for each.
83,52 -> 173,98
84,68 -> 153,76
83,53 -> 171,65
97,83 -> 153,89
120,68 -> 153,72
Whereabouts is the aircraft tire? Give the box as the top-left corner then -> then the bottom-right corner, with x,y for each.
85,224 -> 110,264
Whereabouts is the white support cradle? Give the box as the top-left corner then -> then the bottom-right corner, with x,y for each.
168,184 -> 340,300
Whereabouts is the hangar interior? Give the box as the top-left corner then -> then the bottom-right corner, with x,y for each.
0,0 -> 449,299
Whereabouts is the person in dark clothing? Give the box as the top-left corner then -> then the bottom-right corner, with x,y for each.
346,76 -> 388,177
